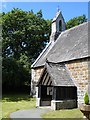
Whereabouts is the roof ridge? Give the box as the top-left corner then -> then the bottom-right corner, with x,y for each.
60,21 -> 87,35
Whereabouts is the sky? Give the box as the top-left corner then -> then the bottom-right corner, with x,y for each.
1,2 -> 88,22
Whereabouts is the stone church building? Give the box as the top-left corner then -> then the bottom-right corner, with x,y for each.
31,11 -> 90,110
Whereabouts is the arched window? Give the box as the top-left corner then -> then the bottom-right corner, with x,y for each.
59,20 -> 62,31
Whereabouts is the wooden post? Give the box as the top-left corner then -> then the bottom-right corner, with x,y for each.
36,86 -> 41,107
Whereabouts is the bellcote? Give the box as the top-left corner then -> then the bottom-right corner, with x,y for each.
50,11 -> 66,42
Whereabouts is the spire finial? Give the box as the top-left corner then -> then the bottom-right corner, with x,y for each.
57,5 -> 60,12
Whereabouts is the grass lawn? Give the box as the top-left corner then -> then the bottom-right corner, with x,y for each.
0,101 -> 2,120
2,94 -> 36,119
2,94 -> 84,119
42,108 -> 83,119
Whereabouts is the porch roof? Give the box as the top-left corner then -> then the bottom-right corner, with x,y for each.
37,62 -> 75,87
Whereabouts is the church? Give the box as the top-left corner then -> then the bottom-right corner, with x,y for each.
31,11 -> 90,110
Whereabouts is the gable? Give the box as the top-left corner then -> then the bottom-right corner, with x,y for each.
37,62 -> 75,87
37,67 -> 53,86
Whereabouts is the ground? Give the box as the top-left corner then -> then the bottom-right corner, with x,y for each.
10,108 -> 51,119
42,108 -> 83,119
2,94 -> 83,119
2,94 -> 36,119
0,101 -> 2,120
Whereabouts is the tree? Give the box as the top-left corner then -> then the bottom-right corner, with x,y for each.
2,8 -> 51,60
2,8 -> 51,92
66,14 -> 87,29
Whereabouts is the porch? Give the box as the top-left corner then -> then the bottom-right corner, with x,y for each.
36,62 -> 77,110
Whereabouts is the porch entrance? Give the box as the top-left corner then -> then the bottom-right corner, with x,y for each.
38,85 -> 53,106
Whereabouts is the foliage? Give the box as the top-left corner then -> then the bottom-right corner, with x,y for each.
2,8 -> 51,59
2,94 -> 36,118
2,57 -> 30,88
2,8 -> 51,92
84,92 -> 89,105
66,14 -> 87,29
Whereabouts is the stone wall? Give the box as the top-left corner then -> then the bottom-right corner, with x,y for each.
31,67 -> 43,96
66,58 -> 89,105
51,100 -> 76,110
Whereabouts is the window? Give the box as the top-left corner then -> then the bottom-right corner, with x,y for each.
47,87 -> 52,95
59,20 -> 62,31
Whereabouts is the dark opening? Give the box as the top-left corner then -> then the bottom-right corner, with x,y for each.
59,20 -> 62,31
53,86 -> 77,100
38,85 -> 52,100
38,85 -> 52,106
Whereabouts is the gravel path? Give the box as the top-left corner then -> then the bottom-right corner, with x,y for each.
10,107 -> 51,119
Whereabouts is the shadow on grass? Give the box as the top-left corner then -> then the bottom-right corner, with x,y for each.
2,94 -> 35,102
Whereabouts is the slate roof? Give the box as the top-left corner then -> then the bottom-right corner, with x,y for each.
31,41 -> 55,68
47,22 -> 89,63
32,22 -> 89,68
37,62 -> 75,86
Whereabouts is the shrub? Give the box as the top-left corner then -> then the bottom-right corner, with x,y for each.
84,92 -> 89,105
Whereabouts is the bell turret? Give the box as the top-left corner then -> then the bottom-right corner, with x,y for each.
50,10 -> 66,42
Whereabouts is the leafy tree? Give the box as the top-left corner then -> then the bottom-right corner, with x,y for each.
2,8 -> 51,60
2,57 -> 29,87
66,14 -> 87,29
36,9 -> 42,18
2,8 -> 51,92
